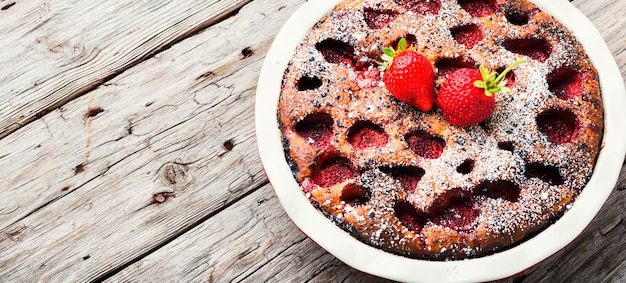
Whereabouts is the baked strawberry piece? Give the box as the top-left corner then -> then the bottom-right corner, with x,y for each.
405,130 -> 446,159
536,109 -> 579,144
348,121 -> 389,149
313,156 -> 357,188
451,24 -> 483,49
295,113 -> 334,150
394,0 -> 441,15
363,8 -> 399,29
395,201 -> 428,233
458,0 -> 497,17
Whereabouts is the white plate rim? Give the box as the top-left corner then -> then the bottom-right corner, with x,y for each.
255,0 -> 626,282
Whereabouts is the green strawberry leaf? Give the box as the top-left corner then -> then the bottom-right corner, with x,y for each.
378,37 -> 417,71
474,60 -> 525,96
397,37 -> 407,51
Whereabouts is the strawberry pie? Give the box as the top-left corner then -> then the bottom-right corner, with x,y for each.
277,0 -> 603,259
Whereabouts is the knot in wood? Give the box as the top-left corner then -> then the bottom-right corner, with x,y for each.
153,192 -> 174,204
159,162 -> 191,188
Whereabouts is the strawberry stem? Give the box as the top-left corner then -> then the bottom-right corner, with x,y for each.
474,60 -> 526,96
494,60 -> 525,84
377,37 -> 415,71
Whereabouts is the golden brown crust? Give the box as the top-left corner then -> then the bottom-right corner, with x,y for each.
278,0 -> 603,259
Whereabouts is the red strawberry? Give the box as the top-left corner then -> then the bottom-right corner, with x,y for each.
379,38 -> 435,112
436,61 -> 524,126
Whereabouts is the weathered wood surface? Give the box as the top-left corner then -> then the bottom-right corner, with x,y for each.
0,0 -> 624,282
0,0 -> 252,139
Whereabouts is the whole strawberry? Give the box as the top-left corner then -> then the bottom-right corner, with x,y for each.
379,38 -> 435,112
436,61 -> 524,126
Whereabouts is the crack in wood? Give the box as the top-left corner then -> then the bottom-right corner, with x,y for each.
98,179 -> 268,282
234,236 -> 305,282
599,217 -> 624,236
0,0 -> 255,141
236,243 -> 261,260
196,71 -> 215,81
1,2 -> 16,11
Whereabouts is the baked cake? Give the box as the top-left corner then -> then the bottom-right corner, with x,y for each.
277,0 -> 603,259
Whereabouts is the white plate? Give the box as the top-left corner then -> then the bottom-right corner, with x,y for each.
255,0 -> 626,282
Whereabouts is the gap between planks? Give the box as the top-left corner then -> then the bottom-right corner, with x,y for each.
93,180 -> 269,282
0,0 -> 252,140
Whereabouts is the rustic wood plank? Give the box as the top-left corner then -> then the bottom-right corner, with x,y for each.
105,165 -> 626,281
572,0 -> 625,78
106,184 -> 396,282
108,0 -> 626,281
0,0 -> 623,282
0,0 -> 252,139
0,0 -> 297,281
0,0 -> 269,233
603,261 -> 626,283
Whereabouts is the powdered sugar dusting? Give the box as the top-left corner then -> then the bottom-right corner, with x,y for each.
278,0 -> 603,260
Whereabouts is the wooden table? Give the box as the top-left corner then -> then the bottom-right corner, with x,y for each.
0,0 -> 624,281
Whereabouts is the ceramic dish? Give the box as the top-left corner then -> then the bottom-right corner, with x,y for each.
255,0 -> 626,281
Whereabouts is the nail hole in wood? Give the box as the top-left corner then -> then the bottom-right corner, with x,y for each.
84,107 -> 104,119
153,192 -> 175,204
74,163 -> 86,175
241,47 -> 254,58
83,255 -> 90,260
223,139 -> 235,151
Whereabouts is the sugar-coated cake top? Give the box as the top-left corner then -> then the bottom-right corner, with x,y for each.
278,0 -> 603,259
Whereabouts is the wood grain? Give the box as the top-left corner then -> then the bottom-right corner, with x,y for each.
106,0 -> 626,282
0,0 -> 252,139
573,0 -> 625,79
0,0 -> 623,282
107,175 -> 626,282
0,0 -> 294,281
107,184 -> 397,283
